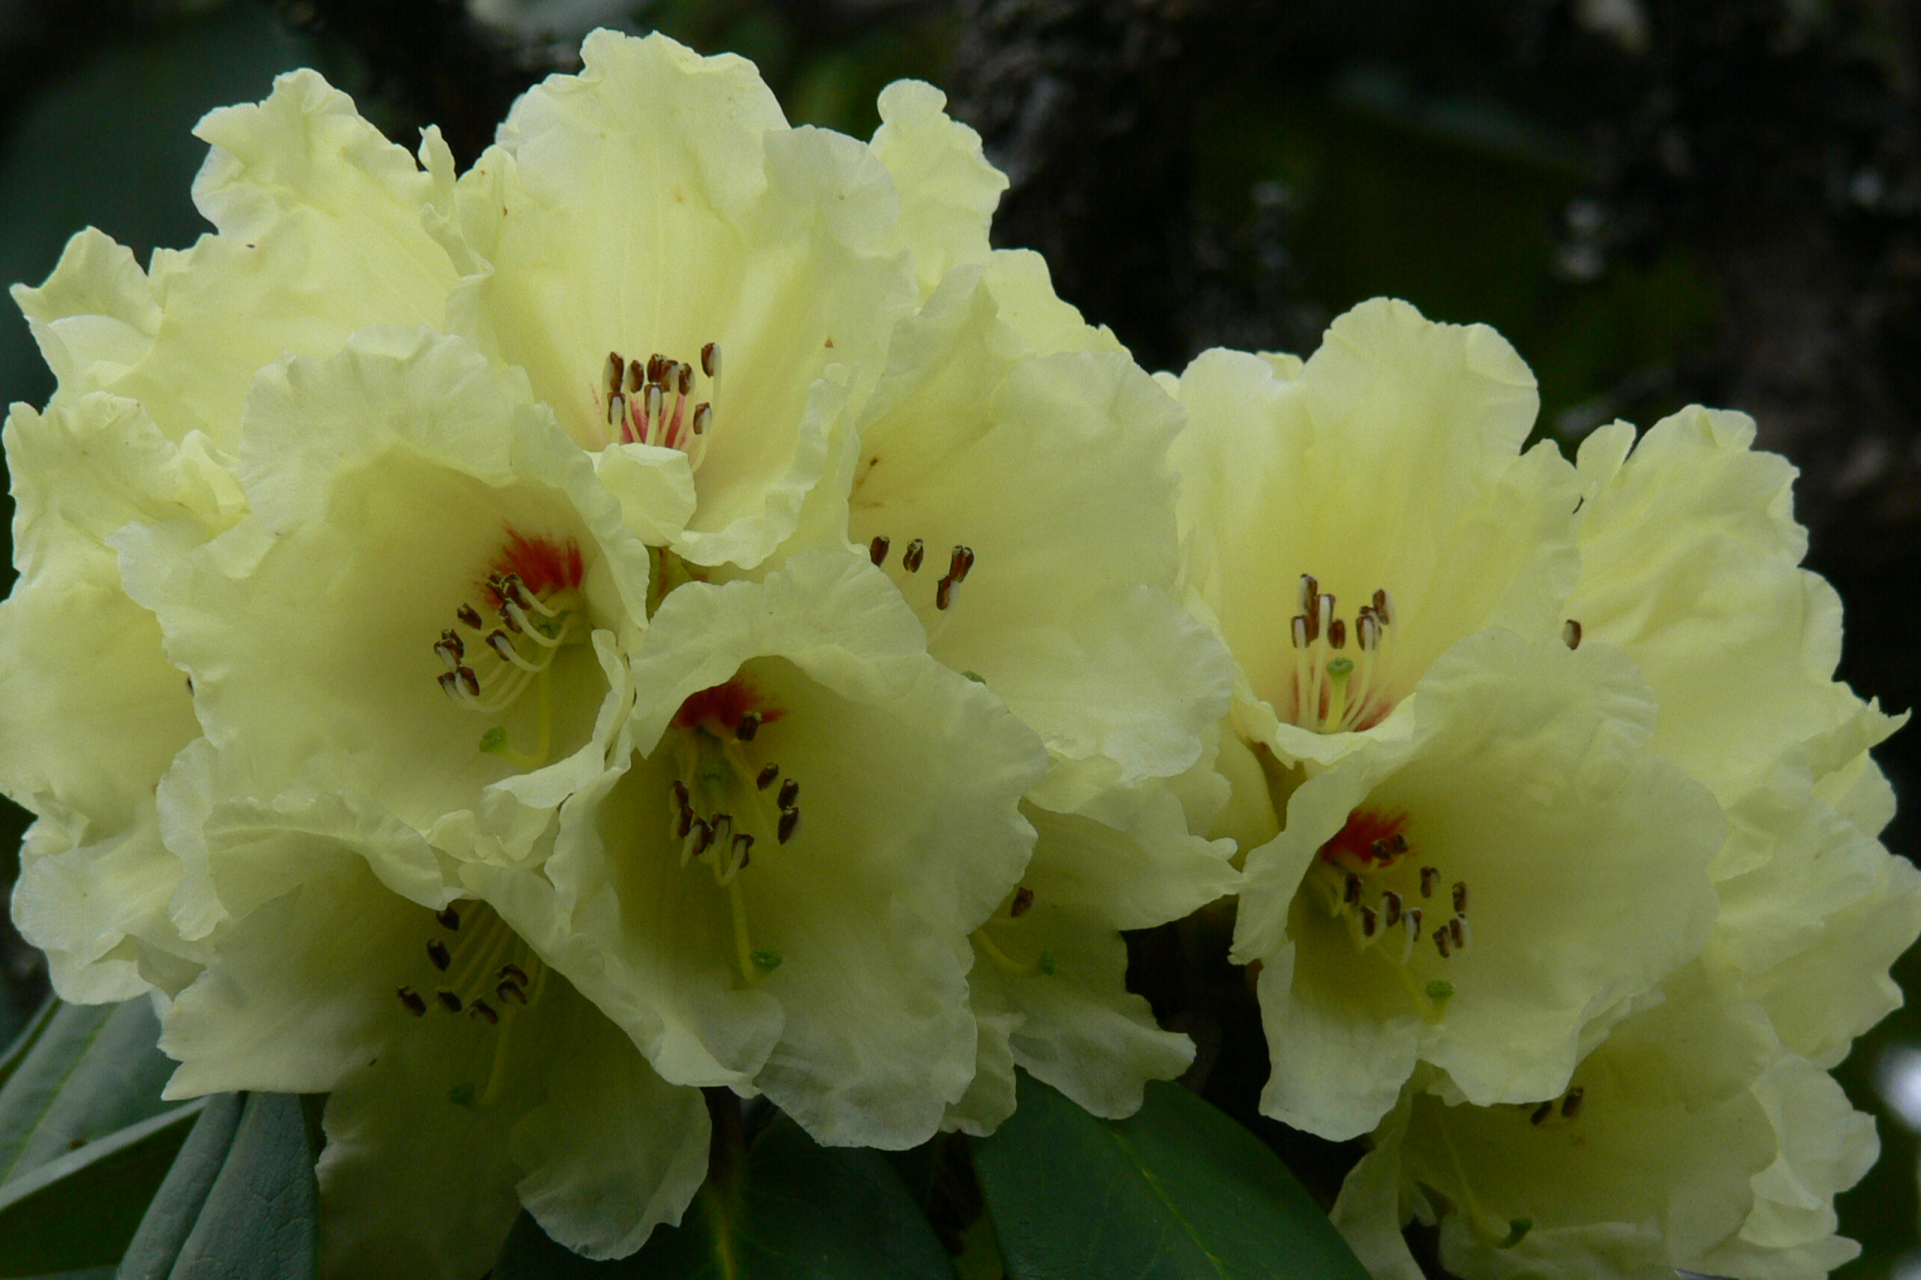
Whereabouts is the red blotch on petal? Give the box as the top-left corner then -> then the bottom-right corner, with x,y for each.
1319,809 -> 1408,867
489,529 -> 584,600
674,679 -> 785,733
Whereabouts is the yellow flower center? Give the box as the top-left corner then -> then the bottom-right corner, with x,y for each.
595,343 -> 723,467
1305,807 -> 1471,1019
1286,572 -> 1397,733
665,678 -> 803,982
435,530 -> 588,768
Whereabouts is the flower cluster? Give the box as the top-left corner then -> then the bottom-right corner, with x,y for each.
0,35 -> 1233,1276
0,28 -> 1912,1280
1166,302 -> 1919,1278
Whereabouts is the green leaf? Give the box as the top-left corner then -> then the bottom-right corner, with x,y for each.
0,1000 -> 176,1190
0,1099 -> 205,1276
971,1073 -> 1371,1280
117,1093 -> 318,1280
493,1113 -> 958,1279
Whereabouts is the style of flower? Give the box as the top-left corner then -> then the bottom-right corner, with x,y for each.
1331,966 -> 1877,1280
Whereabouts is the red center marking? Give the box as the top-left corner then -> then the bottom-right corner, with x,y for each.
673,679 -> 784,735
1319,809 -> 1408,867
488,529 -> 584,602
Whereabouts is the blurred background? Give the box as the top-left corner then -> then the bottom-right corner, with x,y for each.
1,0 -> 1918,1274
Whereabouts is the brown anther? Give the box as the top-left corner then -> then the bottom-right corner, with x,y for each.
1300,574 -> 1319,616
675,805 -> 694,839
436,906 -> 461,932
1530,1101 -> 1553,1126
778,807 -> 799,845
1357,613 -> 1380,651
691,403 -> 712,436
672,780 -> 690,809
626,358 -> 644,395
605,351 -> 624,396
948,545 -> 976,582
497,980 -> 527,1005
902,539 -> 925,573
398,987 -> 427,1017
458,667 -> 481,699
437,990 -> 463,1013
777,779 -> 799,809
869,535 -> 891,566
647,353 -> 670,384
1449,916 -> 1465,949
1420,866 -> 1439,897
1011,887 -> 1035,918
1385,833 -> 1407,856
1373,589 -> 1394,626
487,632 -> 520,663
1328,618 -> 1348,650
701,342 -> 720,378
677,363 -> 693,396
1562,619 -> 1583,650
457,604 -> 484,630
736,712 -> 762,742
1344,873 -> 1363,906
1381,891 -> 1402,926
1370,837 -> 1393,861
495,602 -> 522,636
438,672 -> 462,701
1405,908 -> 1423,940
436,630 -> 464,663
1562,1087 -> 1584,1119
936,576 -> 956,611
469,1000 -> 499,1026
733,834 -> 754,870
427,940 -> 452,972
687,817 -> 713,859
757,763 -> 780,790
1360,905 -> 1378,937
1435,928 -> 1453,959
1452,882 -> 1468,914
499,963 -> 529,986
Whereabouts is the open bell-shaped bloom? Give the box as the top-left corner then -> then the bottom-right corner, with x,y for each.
0,391 -> 240,1000
799,240 -> 1240,1130
438,30 -> 920,570
1567,407 -> 1921,1067
1164,297 -> 1580,771
157,835 -> 708,1279
3,66 -> 465,1001
1331,966 -> 1876,1280
116,327 -> 659,941
461,549 -> 1050,1149
1230,628 -> 1722,1140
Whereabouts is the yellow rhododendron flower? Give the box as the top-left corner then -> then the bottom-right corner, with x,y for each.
3,67 -> 466,1002
1166,300 -> 1721,1140
1332,967 -> 1877,1280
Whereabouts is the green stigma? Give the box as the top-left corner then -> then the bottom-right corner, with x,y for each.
1498,1219 -> 1532,1248
1425,979 -> 1454,1001
752,948 -> 784,972
478,725 -> 508,755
